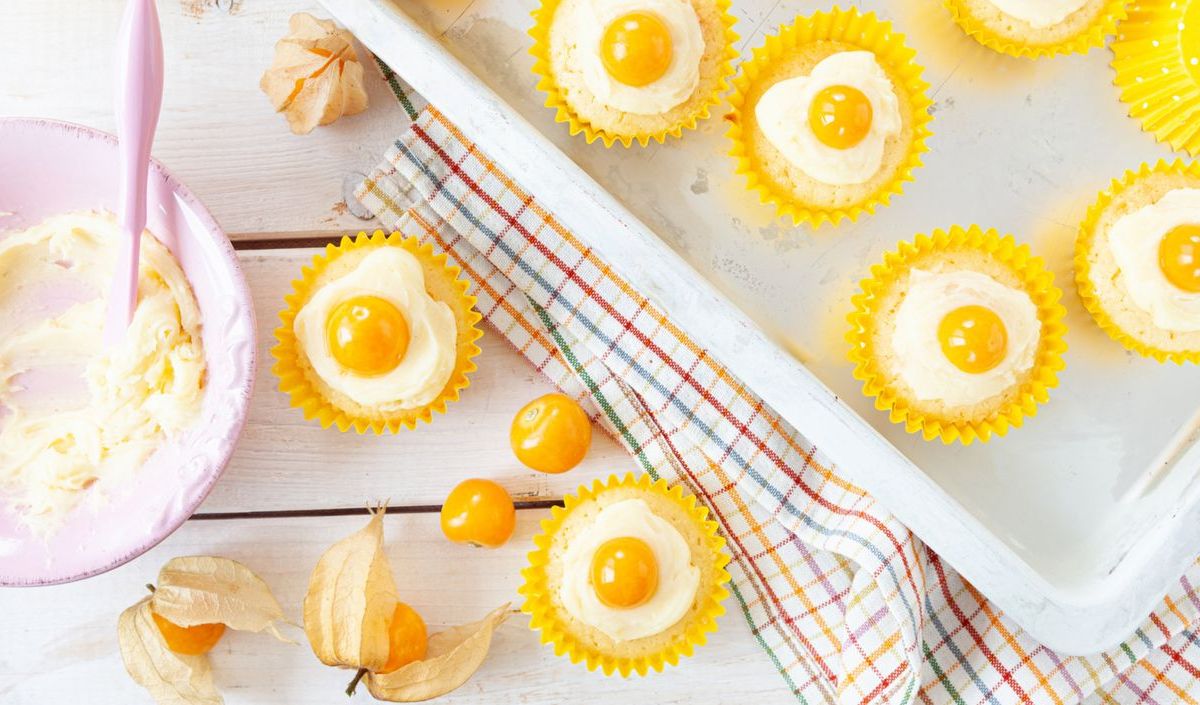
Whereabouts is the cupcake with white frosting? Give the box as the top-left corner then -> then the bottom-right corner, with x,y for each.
942,0 -> 1127,58
1076,161 -> 1200,363
727,8 -> 933,226
848,226 -> 1068,444
272,231 -> 483,433
530,0 -> 737,146
520,473 -> 730,676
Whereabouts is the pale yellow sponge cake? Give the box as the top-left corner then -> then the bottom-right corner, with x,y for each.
848,226 -> 1068,445
520,474 -> 730,676
1076,162 -> 1200,363
532,0 -> 737,146
943,0 -> 1127,57
736,40 -> 918,214
726,8 -> 932,226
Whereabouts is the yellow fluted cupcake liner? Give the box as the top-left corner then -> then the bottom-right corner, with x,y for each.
528,0 -> 738,147
847,226 -> 1068,445
271,230 -> 483,433
943,0 -> 1126,58
1112,1 -> 1200,155
1075,160 -> 1200,364
726,7 -> 933,227
519,473 -> 731,677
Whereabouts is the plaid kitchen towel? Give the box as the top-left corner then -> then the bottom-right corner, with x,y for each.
356,60 -> 1200,705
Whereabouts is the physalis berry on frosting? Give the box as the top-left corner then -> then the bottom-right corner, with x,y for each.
601,12 -> 674,87
807,84 -> 874,151
755,51 -> 902,186
1158,224 -> 1200,294
937,304 -> 1008,375
578,0 -> 705,114
590,536 -> 660,608
325,295 -> 412,376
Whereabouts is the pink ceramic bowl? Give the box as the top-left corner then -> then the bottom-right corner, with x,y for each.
0,118 -> 256,586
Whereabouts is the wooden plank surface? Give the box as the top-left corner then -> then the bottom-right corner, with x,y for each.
213,249 -> 637,514
3,0 -> 405,238
0,1 -> 794,703
1,515 -> 787,705
0,247 -> 793,704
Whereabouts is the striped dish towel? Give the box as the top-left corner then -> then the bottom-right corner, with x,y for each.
356,60 -> 1200,705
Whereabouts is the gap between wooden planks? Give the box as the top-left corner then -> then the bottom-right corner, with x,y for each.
192,499 -> 562,521
197,242 -> 632,522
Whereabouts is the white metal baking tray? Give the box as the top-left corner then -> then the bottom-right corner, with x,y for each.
320,0 -> 1200,654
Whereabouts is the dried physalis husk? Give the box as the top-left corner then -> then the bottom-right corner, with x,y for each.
117,557 -> 288,705
304,506 -> 398,671
118,597 -> 223,705
151,556 -> 290,641
366,604 -> 510,702
260,12 -> 368,135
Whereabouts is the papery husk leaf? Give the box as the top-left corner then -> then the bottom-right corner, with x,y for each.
303,507 -> 397,671
151,556 -> 290,641
259,12 -> 367,135
118,597 -> 222,705
366,604 -> 509,702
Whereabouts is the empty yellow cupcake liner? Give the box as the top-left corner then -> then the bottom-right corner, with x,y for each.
1075,160 -> 1200,364
519,473 -> 731,677
726,7 -> 933,227
1112,0 -> 1200,155
847,225 -> 1069,445
943,0 -> 1127,58
528,0 -> 738,147
270,230 -> 483,434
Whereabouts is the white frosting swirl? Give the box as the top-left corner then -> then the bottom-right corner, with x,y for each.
892,269 -> 1040,407
987,0 -> 1089,29
575,0 -> 705,115
755,51 -> 903,186
1108,188 -> 1200,332
294,248 -> 457,409
0,212 -> 205,534
559,499 -> 700,642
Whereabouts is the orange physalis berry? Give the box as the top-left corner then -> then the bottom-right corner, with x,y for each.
325,295 -> 411,376
1159,224 -> 1200,293
937,305 -> 1008,374
590,536 -> 659,609
808,84 -> 873,150
440,479 -> 517,549
380,602 -> 428,673
151,611 -> 226,656
599,12 -> 674,87
510,393 -> 592,474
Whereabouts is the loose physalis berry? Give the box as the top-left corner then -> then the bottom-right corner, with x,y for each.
510,393 -> 592,474
151,611 -> 226,656
325,295 -> 410,376
937,305 -> 1008,374
440,479 -> 517,549
1159,224 -> 1200,293
808,84 -> 873,150
590,537 -> 659,609
380,602 -> 428,673
600,12 -> 674,87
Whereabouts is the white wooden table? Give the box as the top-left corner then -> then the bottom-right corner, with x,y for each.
0,2 -> 790,703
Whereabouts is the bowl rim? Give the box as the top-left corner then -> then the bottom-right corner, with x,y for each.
0,116 -> 257,587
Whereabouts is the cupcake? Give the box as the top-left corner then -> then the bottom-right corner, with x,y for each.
529,0 -> 737,146
1112,1 -> 1200,155
943,0 -> 1127,58
520,473 -> 730,676
726,8 -> 932,226
272,231 -> 482,433
847,226 -> 1068,444
1076,161 -> 1200,363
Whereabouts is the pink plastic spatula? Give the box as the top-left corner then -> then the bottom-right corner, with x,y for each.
103,0 -> 164,346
